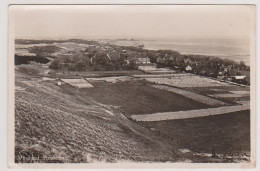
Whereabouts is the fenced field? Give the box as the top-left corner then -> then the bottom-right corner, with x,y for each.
144,74 -> 230,88
61,78 -> 94,88
151,84 -> 225,106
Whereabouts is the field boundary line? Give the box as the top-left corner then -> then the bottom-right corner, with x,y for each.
130,104 -> 250,122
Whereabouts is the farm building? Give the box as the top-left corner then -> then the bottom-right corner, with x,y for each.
185,65 -> 192,71
124,59 -> 130,64
218,71 -> 224,76
223,67 -> 230,74
232,75 -> 249,85
230,69 -> 250,83
234,75 -> 246,80
56,81 -> 62,86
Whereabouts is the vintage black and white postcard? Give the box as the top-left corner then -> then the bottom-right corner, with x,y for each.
8,4 -> 256,169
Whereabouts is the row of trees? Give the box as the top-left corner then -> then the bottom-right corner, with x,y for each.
50,50 -> 138,71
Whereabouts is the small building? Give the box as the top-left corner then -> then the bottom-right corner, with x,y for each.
185,65 -> 192,71
232,75 -> 248,85
218,71 -> 224,76
124,59 -> 130,65
223,67 -> 230,73
234,75 -> 246,80
136,57 -> 151,64
57,81 -> 62,86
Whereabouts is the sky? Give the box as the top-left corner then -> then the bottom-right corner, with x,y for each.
10,5 -> 254,39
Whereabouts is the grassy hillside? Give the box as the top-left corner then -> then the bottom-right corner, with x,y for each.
15,69 -> 188,163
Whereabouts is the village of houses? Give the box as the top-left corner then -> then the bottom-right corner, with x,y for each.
14,39 -> 250,163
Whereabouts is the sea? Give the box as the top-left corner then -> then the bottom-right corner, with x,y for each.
104,37 -> 250,65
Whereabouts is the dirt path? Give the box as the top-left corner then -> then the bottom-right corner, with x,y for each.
130,103 -> 250,121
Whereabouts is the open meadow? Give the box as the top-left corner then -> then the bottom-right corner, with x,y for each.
81,79 -> 209,115
140,110 -> 250,162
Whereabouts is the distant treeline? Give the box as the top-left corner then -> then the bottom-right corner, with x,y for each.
16,39 -> 249,76
48,40 -> 143,71
49,43 -> 249,74
147,49 -> 249,75
15,55 -> 50,65
50,51 -> 138,71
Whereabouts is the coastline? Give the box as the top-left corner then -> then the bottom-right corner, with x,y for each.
105,37 -> 250,65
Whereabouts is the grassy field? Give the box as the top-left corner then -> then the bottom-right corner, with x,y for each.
14,64 -> 250,163
140,110 -> 250,157
78,80 -> 209,116
186,86 -> 250,105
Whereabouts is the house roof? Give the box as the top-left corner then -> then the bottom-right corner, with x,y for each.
234,75 -> 246,80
